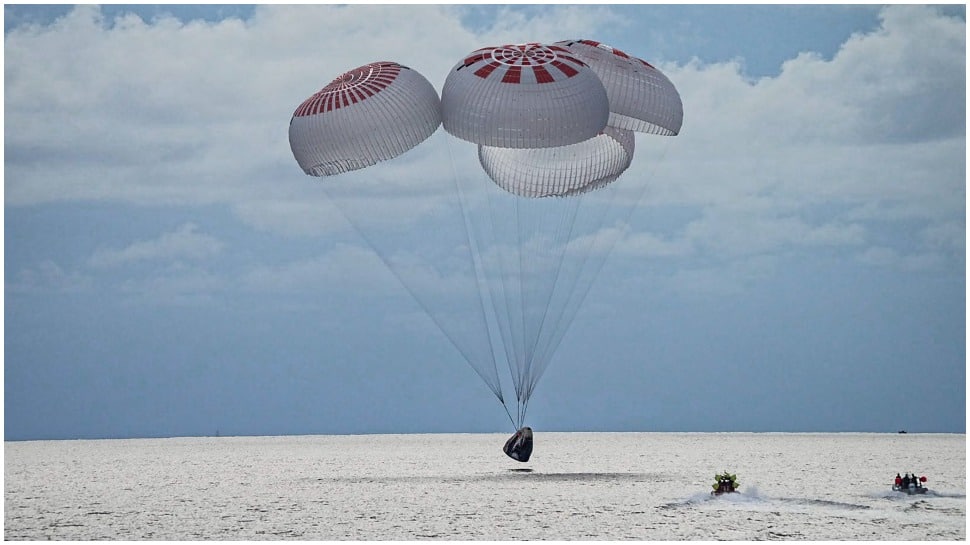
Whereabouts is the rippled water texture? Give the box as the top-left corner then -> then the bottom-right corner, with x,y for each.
4,432 -> 965,540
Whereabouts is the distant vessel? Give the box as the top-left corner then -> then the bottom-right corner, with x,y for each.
897,430 -> 907,434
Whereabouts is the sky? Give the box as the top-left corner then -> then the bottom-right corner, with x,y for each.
4,4 -> 966,441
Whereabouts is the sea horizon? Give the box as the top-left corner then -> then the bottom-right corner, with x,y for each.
6,428 -> 964,443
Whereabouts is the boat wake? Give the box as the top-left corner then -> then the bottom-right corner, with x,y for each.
927,491 -> 966,499
663,487 -> 869,512
660,488 -> 765,510
870,489 -> 966,501
776,497 -> 869,510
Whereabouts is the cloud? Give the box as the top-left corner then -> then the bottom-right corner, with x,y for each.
2,5 -> 616,207
604,203 -> 866,263
8,260 -> 92,293
118,267 -> 224,306
87,223 -> 223,268
830,5 -> 965,143
920,221 -> 966,255
239,243 -> 393,294
856,246 -> 946,272
3,4 -> 964,284
682,208 -> 867,258
642,5 -> 964,210
621,5 -> 964,281
668,255 -> 779,296
478,4 -> 624,45
232,199 -> 350,238
663,5 -> 964,149
606,226 -> 693,259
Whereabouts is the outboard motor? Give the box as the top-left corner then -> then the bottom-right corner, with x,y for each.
503,426 -> 534,462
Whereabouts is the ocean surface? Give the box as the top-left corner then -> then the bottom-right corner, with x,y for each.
4,432 -> 965,540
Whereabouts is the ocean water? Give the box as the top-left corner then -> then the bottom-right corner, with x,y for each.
4,432 -> 965,540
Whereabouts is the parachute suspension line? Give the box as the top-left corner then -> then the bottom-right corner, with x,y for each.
520,191 -> 584,392
484,185 -> 522,413
518,196 -> 541,390
507,186 -> 587,428
526,138 -> 677,397
444,136 -> 507,408
518,200 -> 551,389
461,164 -> 526,426
482,173 -> 528,427
480,181 -> 531,427
526,199 -> 621,400
514,195 -> 529,406
502,400 -> 516,430
518,396 -> 530,429
515,191 -> 548,422
525,189 -> 615,398
318,181 -> 506,405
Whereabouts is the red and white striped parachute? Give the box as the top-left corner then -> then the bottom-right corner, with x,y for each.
555,39 -> 684,136
440,43 -> 609,149
288,61 -> 441,176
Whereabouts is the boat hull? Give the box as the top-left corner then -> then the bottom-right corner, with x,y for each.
892,484 -> 927,495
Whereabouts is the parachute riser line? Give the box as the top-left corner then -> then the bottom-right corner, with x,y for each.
317,178 -> 506,406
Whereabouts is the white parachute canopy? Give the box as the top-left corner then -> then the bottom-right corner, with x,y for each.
440,43 -> 609,149
288,61 -> 442,176
478,126 -> 636,198
555,39 -> 684,136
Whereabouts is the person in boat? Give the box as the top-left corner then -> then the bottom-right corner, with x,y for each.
894,473 -> 902,487
901,473 -> 910,487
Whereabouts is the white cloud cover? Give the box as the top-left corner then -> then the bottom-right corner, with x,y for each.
8,259 -> 93,294
87,222 -> 224,268
118,266 -> 224,306
856,245 -> 946,272
4,4 -> 964,286
3,5 -> 617,206
240,243 -> 394,294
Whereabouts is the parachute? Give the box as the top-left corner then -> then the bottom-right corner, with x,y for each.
553,39 -> 683,135
288,61 -> 441,176
440,43 -> 609,149
287,42 -> 682,441
478,126 -> 635,198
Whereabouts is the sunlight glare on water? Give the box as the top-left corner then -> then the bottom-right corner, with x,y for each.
3,432 -> 965,540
